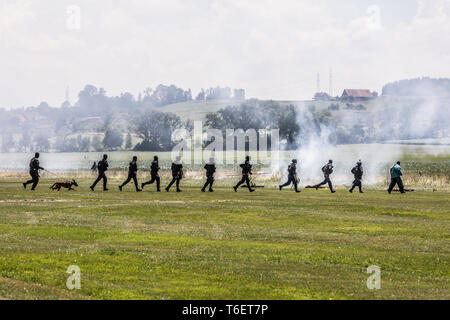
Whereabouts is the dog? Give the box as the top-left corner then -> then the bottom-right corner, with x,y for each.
49,180 -> 79,191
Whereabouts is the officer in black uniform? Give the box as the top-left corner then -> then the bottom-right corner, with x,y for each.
90,154 -> 109,191
314,159 -> 336,193
142,155 -> 161,192
349,160 -> 364,193
279,159 -> 300,193
23,152 -> 44,191
119,156 -> 142,192
233,156 -> 255,192
202,158 -> 216,192
166,156 -> 183,192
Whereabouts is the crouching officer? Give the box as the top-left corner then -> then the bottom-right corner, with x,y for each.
279,159 -> 300,193
233,156 -> 255,192
349,160 -> 364,193
314,159 -> 336,193
23,152 -> 44,191
90,154 -> 109,191
388,161 -> 405,194
119,156 -> 142,192
142,155 -> 161,192
166,156 -> 183,192
202,158 -> 216,192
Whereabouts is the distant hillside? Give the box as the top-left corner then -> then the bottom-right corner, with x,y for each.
382,77 -> 450,97
160,100 -> 244,121
159,99 -> 321,121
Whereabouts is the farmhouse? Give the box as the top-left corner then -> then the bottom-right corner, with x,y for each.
340,89 -> 374,101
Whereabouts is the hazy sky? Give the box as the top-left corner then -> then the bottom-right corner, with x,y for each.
1,0 -> 449,108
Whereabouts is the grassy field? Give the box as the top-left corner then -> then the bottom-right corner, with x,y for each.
0,174 -> 448,300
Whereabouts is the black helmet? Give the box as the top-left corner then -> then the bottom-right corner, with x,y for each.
397,161 -> 401,165
292,159 -> 297,164
245,156 -> 250,162
35,152 -> 40,158
133,156 -> 137,161
357,160 -> 362,165
154,155 -> 158,160
329,159 -> 333,164
103,154 -> 108,160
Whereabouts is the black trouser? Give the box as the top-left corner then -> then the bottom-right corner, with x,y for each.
388,177 -> 404,193
120,171 -> 139,191
25,170 -> 39,190
167,176 -> 181,191
235,174 -> 252,191
202,175 -> 214,191
142,172 -> 160,190
316,174 -> 333,191
350,178 -> 362,192
281,175 -> 298,191
92,171 -> 107,190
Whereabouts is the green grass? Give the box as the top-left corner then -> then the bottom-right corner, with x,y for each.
0,176 -> 448,300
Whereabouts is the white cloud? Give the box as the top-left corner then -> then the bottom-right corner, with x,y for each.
0,0 -> 449,108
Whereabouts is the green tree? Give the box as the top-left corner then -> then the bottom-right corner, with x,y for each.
125,133 -> 133,150
20,132 -> 31,152
1,134 -> 15,153
133,111 -> 182,151
34,135 -> 50,152
103,129 -> 123,150
77,135 -> 91,152
91,135 -> 103,151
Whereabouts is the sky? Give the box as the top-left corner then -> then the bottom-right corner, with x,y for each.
0,0 -> 449,108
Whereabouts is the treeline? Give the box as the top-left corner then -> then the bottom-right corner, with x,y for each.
205,100 -> 300,147
0,100 -> 334,152
132,100 -> 335,151
1,79 -> 449,153
0,83 -> 246,152
382,77 -> 450,97
2,97 -> 449,152
196,87 -> 245,101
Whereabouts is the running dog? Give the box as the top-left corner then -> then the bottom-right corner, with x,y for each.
49,180 -> 79,191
